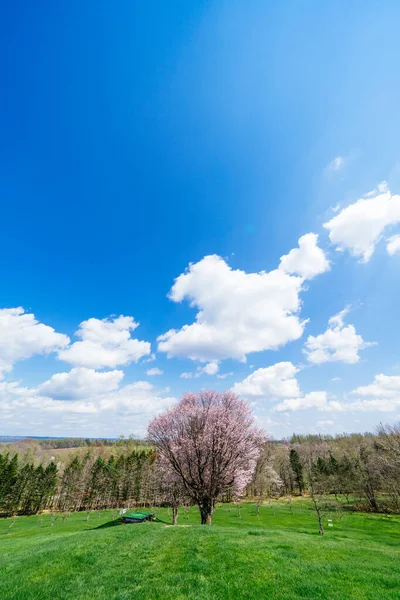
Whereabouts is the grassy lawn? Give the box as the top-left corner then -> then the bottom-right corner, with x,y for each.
0,500 -> 399,600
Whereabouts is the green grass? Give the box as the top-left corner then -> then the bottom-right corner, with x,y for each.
0,500 -> 399,600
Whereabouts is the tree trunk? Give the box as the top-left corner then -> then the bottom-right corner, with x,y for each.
8,517 -> 15,535
366,485 -> 379,512
199,498 -> 214,525
287,496 -> 293,514
172,506 -> 178,525
316,507 -> 324,534
311,494 -> 324,535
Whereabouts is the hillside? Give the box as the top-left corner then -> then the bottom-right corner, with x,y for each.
1,501 -> 399,600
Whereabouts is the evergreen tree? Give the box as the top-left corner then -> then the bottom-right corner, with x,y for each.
289,449 -> 304,494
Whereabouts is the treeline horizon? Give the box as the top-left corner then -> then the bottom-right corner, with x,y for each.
0,435 -> 149,450
0,429 -> 383,451
1,422 -> 399,519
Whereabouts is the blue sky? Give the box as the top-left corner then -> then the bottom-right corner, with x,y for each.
1,1 -> 400,438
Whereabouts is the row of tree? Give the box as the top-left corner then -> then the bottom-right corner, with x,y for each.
0,453 -> 57,516
0,449 -> 157,517
250,423 -> 400,514
1,399 -> 399,521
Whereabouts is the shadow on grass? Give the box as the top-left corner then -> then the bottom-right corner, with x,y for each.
90,519 -> 122,530
153,517 -> 170,524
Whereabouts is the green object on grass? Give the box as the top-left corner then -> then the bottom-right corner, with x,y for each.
121,511 -> 154,523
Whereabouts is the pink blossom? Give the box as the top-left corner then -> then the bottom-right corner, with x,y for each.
148,390 -> 265,524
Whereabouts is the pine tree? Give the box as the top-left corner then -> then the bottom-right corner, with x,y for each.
289,449 -> 304,495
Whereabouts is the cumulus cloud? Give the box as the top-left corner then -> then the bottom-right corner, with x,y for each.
324,182 -> 400,262
97,381 -> 175,415
0,380 -> 31,406
232,362 -> 337,412
0,307 -> 70,378
36,367 -> 124,400
341,398 -> 400,412
179,361 -> 219,379
275,392 -> 337,412
275,371 -> 400,413
0,376 -> 175,437
303,308 -> 374,364
146,368 -> 164,376
232,362 -> 343,413
386,234 -> 400,256
157,254 -> 310,363
158,236 -> 330,364
279,233 -> 330,279
232,362 -> 300,399
59,315 -> 151,369
180,372 -> 193,379
199,361 -> 219,375
277,373 -> 400,413
352,374 -> 400,398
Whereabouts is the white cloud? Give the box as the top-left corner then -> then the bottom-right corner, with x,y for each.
275,391 -> 337,412
386,234 -> 400,256
352,374 -> 400,398
232,362 -> 357,413
232,362 -> 300,399
277,373 -> 400,413
0,380 -> 31,407
0,307 -> 70,378
146,368 -> 164,376
198,361 -> 219,375
59,315 -> 151,369
324,182 -> 400,262
36,367 -> 123,400
279,233 -> 330,279
179,361 -> 220,379
341,398 -> 400,412
142,353 -> 156,364
97,381 -> 174,415
303,308 -> 374,364
217,372 -> 234,379
316,420 -> 335,427
0,376 -> 176,437
231,362 -> 345,413
180,372 -> 193,379
326,156 -> 344,172
158,254 -> 308,363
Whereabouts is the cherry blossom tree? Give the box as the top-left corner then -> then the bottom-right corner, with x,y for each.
148,390 -> 264,524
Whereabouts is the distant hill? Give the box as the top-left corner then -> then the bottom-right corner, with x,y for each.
0,436 -> 57,443
0,435 -> 117,444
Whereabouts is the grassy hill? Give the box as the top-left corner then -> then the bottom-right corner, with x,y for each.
0,501 -> 399,600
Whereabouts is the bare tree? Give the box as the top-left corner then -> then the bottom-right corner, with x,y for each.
375,422 -> 400,512
252,445 -> 283,515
